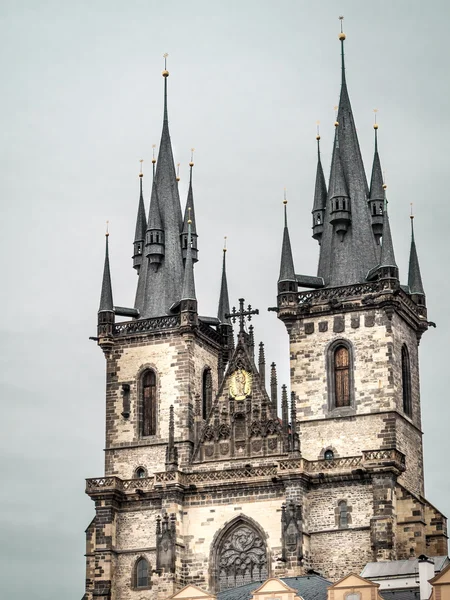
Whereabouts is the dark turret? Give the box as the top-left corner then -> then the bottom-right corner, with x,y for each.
329,126 -> 351,241
145,181 -> 165,267
312,131 -> 327,243
368,123 -> 385,244
133,161 -> 147,272
181,152 -> 198,264
180,208 -> 198,329
378,188 -> 399,286
408,215 -> 426,309
98,228 -> 115,355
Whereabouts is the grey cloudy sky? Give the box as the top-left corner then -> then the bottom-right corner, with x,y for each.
1,1 -> 449,598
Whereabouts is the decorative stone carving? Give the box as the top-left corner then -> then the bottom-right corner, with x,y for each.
281,501 -> 303,563
156,514 -> 176,573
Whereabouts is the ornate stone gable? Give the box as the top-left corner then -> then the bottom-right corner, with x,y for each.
194,333 -> 283,462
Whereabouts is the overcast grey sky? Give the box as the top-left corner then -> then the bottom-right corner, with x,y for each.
1,1 -> 449,598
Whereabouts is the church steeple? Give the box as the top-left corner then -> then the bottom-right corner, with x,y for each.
181,150 -> 198,263
97,226 -> 115,354
408,214 -> 426,306
134,55 -> 184,318
218,240 -> 231,324
369,118 -> 385,245
278,192 -> 296,284
312,127 -> 327,243
316,20 -> 378,287
132,161 -> 147,273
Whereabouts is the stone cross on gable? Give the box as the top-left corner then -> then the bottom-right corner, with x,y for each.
226,298 -> 259,334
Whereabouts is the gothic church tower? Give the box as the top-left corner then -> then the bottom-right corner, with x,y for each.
84,32 -> 447,600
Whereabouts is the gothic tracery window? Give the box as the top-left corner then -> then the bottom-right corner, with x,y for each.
402,345 -> 412,417
334,345 -> 350,407
142,370 -> 157,436
216,522 -> 268,592
134,557 -> 150,588
202,367 -> 212,420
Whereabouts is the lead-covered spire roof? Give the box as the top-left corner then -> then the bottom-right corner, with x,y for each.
278,194 -> 296,283
217,240 -> 231,323
99,228 -> 114,312
369,126 -> 384,202
134,162 -> 147,245
312,133 -> 327,212
181,209 -> 196,301
380,190 -> 397,268
408,216 -> 425,296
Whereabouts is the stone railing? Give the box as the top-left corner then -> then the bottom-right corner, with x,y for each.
86,449 -> 406,495
297,281 -> 384,307
86,476 -> 155,493
113,315 -> 180,336
198,319 -> 223,345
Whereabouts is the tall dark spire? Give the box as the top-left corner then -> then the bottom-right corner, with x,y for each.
181,209 -> 196,301
380,189 -> 397,268
217,240 -> 231,323
133,161 -> 147,273
278,193 -> 296,283
312,127 -> 327,243
408,215 -> 425,297
369,119 -> 385,245
182,151 -> 198,263
316,21 -> 378,287
134,55 -> 184,318
99,227 -> 113,312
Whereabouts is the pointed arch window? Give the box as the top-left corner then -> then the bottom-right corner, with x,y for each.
134,557 -> 150,589
214,519 -> 268,592
334,345 -> 350,407
327,340 -> 354,411
202,367 -> 212,420
142,370 -> 156,436
402,345 -> 412,417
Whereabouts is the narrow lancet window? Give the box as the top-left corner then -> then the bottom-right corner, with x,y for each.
202,368 -> 212,420
338,500 -> 349,528
142,370 -> 157,436
135,557 -> 149,588
402,345 -> 412,417
334,345 -> 350,407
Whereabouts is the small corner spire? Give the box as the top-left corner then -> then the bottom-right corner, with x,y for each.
182,149 -> 198,263
133,160 -> 147,272
270,362 -> 278,414
278,190 -> 296,283
369,112 -> 385,244
99,222 -> 114,312
181,208 -> 197,301
408,208 -> 425,297
218,237 -> 231,323
312,122 -> 327,243
380,184 -> 397,269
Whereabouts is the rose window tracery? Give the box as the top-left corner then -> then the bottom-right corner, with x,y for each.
217,524 -> 268,591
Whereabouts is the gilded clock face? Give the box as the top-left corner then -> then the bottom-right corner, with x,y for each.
229,369 -> 252,400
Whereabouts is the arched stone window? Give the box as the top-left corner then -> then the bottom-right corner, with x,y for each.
142,370 -> 157,436
135,467 -> 146,479
402,345 -> 412,417
212,517 -> 268,592
133,556 -> 150,589
324,449 -> 334,461
327,340 -> 354,411
202,367 -> 212,420
338,500 -> 349,528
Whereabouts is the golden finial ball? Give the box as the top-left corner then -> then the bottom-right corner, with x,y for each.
152,158 -> 156,164
316,134 -> 321,141
283,200 -> 288,205
339,32 -> 346,41
162,70 -> 169,77
176,176 -> 180,182
382,183 -> 387,190
334,120 -> 339,127
139,173 -> 144,178
189,161 -> 194,167
188,219 -> 192,225
373,123 -> 379,130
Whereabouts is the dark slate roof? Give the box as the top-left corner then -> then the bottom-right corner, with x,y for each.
134,175 -> 147,243
408,219 -> 425,295
312,139 -> 327,212
181,223 -> 196,301
147,180 -> 163,230
380,588 -> 420,600
328,134 -> 349,200
316,37 -> 379,288
369,130 -> 385,201
361,556 -> 449,578
217,575 -> 331,600
182,165 -> 197,236
380,200 -> 397,268
134,73 -> 185,318
278,205 -> 296,282
217,249 -> 231,323
99,234 -> 113,312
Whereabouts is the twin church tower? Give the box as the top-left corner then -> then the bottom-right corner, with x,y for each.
84,27 -> 447,600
